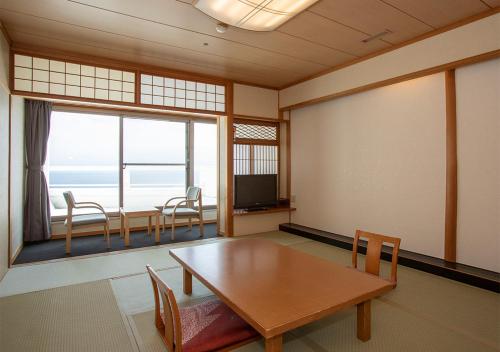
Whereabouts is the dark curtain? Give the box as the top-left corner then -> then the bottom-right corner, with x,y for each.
23,100 -> 52,242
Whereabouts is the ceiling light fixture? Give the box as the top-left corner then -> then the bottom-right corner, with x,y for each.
193,0 -> 319,32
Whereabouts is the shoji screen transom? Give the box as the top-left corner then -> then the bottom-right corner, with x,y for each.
13,54 -> 136,103
233,119 -> 279,175
140,73 -> 226,113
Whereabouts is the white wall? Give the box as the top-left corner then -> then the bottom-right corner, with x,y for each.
9,95 -> 24,261
291,73 -> 446,259
233,84 -> 278,119
234,212 -> 289,236
280,12 -> 500,108
456,58 -> 500,272
0,27 -> 9,280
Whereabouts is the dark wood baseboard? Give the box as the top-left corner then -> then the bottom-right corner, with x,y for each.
279,223 -> 500,293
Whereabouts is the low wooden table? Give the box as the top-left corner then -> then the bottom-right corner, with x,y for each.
119,207 -> 160,246
169,239 -> 394,352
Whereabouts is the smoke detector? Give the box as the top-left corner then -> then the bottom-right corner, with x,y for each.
215,23 -> 228,34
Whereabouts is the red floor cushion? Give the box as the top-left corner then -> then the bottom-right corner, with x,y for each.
180,298 -> 259,352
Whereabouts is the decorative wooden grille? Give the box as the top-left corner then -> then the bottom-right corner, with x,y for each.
234,122 -> 277,141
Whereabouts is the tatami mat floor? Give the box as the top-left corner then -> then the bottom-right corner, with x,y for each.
1,231 -> 499,352
0,235 -> 227,297
0,280 -> 136,352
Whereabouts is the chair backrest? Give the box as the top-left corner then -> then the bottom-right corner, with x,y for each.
146,265 -> 183,352
186,186 -> 200,201
186,187 -> 202,208
63,191 -> 76,211
352,230 -> 401,284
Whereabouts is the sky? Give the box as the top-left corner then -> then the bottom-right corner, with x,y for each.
48,111 -> 216,167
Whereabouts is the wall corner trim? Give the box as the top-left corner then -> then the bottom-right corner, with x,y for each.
444,69 -> 458,262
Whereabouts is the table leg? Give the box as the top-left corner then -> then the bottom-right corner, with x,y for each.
125,215 -> 130,247
148,216 -> 152,235
120,213 -> 124,238
183,268 -> 192,295
265,335 -> 282,352
357,300 -> 371,341
155,213 -> 160,244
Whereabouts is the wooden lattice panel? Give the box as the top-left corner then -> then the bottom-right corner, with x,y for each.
140,74 -> 225,112
13,54 -> 135,103
234,144 -> 278,175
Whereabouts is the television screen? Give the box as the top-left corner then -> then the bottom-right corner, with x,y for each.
234,174 -> 278,209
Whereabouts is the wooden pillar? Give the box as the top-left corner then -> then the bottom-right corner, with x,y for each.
226,82 -> 234,236
444,69 -> 457,262
7,94 -> 12,268
286,111 -> 291,200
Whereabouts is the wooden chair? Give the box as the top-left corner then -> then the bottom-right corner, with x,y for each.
63,191 -> 110,254
146,265 -> 259,352
352,229 -> 401,285
162,187 -> 204,240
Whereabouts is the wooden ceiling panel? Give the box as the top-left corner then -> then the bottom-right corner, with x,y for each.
0,13 -> 283,75
278,11 -> 390,57
307,0 -> 433,44
0,0 -> 495,88
482,0 -> 500,7
229,29 -> 356,67
10,28 -> 307,87
0,2 -> 324,76
3,8 -> 320,89
383,0 -> 490,28
74,0 -> 356,67
9,30 -> 296,88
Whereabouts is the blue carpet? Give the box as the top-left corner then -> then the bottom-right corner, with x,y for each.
14,223 -> 218,264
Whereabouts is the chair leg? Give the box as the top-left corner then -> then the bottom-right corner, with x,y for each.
162,216 -> 165,233
66,226 -> 72,254
199,214 -> 204,237
120,213 -> 124,238
188,217 -> 192,230
171,215 -> 175,241
105,223 -> 110,249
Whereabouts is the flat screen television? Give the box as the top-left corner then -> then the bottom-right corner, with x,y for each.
234,174 -> 278,210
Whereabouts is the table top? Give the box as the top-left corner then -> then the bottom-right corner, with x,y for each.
169,239 -> 393,338
119,207 -> 160,216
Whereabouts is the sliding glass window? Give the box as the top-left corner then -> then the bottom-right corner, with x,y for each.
47,110 -> 217,218
47,111 -> 120,215
123,118 -> 186,208
194,122 -> 217,206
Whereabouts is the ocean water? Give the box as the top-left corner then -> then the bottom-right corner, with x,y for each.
49,169 -> 185,187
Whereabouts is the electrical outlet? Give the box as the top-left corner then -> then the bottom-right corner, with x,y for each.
291,195 -> 296,203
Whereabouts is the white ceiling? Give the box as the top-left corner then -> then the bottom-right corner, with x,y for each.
0,0 -> 497,88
